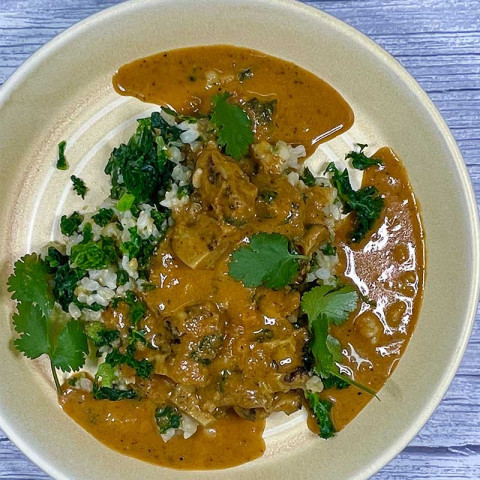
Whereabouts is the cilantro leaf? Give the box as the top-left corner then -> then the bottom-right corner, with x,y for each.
310,314 -> 333,377
228,232 -> 308,289
325,162 -> 383,243
12,303 -> 50,359
7,254 -> 55,317
211,92 -> 254,160
301,285 -> 358,327
346,144 -> 383,170
305,391 -> 336,439
52,320 -> 88,372
56,141 -> 68,170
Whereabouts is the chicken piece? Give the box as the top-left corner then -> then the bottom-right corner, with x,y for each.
164,303 -> 226,386
256,288 -> 300,319
170,212 -> 231,269
297,224 -> 330,256
304,185 -> 334,225
196,148 -> 258,225
170,385 -> 216,426
253,174 -> 305,237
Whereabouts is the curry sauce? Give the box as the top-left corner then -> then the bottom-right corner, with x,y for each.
59,45 -> 424,469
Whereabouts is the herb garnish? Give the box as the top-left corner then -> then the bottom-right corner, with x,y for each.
300,167 -> 316,187
305,391 -> 336,439
56,141 -> 68,170
211,92 -> 254,160
70,175 -> 88,199
325,162 -> 383,243
155,406 -> 181,434
346,143 -> 383,170
228,232 -> 308,289
7,254 -> 88,391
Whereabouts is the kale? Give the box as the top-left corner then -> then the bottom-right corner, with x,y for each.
305,391 -> 336,439
177,184 -> 193,199
60,211 -> 83,236
70,236 -> 117,270
245,97 -> 277,124
300,167 -> 316,187
44,247 -> 68,270
155,406 -> 181,434
321,243 -> 337,256
56,141 -> 68,170
150,209 -> 169,232
105,347 -> 153,379
105,114 -> 176,204
92,208 -> 115,227
81,222 -> 93,243
52,262 -> 86,311
116,268 -> 129,286
325,162 -> 383,243
346,144 -> 383,170
92,384 -> 136,401
70,175 -> 88,199
85,322 -> 120,347
121,228 -> 158,272
150,112 -> 183,142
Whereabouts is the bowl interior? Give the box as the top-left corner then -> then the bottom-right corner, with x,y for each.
0,1 -> 478,479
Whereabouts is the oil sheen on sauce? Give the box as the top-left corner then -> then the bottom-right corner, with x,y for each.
61,45 -> 424,468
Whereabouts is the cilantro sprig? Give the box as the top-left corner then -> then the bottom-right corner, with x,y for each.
228,232 -> 308,289
301,285 -> 377,396
210,92 -> 254,160
8,254 -> 88,391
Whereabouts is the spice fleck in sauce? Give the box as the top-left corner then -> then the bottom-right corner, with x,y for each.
61,45 -> 424,469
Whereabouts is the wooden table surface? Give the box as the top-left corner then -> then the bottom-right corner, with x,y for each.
0,0 -> 479,478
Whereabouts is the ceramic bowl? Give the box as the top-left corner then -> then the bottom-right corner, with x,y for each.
0,1 -> 478,479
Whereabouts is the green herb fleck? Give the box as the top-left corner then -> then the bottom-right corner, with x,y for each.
346,144 -> 383,170
70,175 -> 88,199
56,141 -> 68,170
155,406 -> 181,434
60,211 -> 83,236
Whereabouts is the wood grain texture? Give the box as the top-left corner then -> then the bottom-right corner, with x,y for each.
0,0 -> 479,478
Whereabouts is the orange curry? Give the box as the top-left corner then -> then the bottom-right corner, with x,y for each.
60,46 -> 424,469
